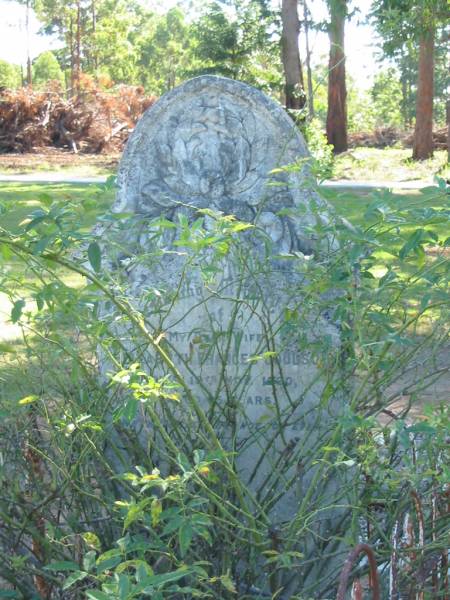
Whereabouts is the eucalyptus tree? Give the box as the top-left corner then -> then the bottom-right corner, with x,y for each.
32,50 -> 65,88
91,0 -> 146,84
34,0 -> 90,92
371,0 -> 448,159
5,0 -> 35,84
280,0 -> 305,110
0,59 -> 22,89
325,0 -> 348,153
193,0 -> 273,83
33,0 -> 145,91
136,7 -> 196,94
301,0 -> 314,117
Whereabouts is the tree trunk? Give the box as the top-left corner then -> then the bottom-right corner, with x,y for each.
75,0 -> 81,93
401,75 -> 408,129
69,16 -> 75,96
25,0 -> 32,85
400,49 -> 408,130
446,99 -> 450,165
302,0 -> 314,118
281,0 -> 305,110
412,24 -> 435,160
92,0 -> 98,76
326,0 -> 347,154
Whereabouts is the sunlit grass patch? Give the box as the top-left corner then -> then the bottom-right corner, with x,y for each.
333,147 -> 449,182
0,181 -> 115,233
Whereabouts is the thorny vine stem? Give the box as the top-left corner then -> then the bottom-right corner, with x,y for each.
0,236 -> 263,536
336,543 -> 380,600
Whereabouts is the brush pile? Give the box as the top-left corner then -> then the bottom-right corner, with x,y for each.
0,82 -> 156,154
349,126 -> 449,150
348,127 -> 401,148
403,127 -> 448,151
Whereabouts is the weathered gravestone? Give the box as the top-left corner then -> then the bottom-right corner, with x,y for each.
103,75 -> 351,597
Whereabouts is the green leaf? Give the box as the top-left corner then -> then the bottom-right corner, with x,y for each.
96,555 -> 122,574
118,573 -> 131,599
399,229 -> 424,260
33,235 -> 53,255
44,560 -> 80,571
88,242 -> 102,272
151,497 -> 162,527
229,221 -> 253,233
116,560 -> 153,575
11,299 -> 25,323
62,570 -> 88,590
83,550 -> 97,572
139,567 -> 193,591
123,499 -> 151,530
39,193 -> 54,207
220,573 -> 237,593
82,531 -> 101,550
123,397 -> 138,421
162,513 -> 183,536
24,212 -> 48,232
136,562 -> 153,582
246,351 -> 277,363
179,520 -> 194,557
86,592 -> 111,600
0,342 -> 16,354
18,395 -> 39,406
0,243 -> 12,260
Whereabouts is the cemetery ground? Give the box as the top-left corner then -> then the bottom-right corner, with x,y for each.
0,160 -> 448,595
0,150 -> 119,177
0,177 -> 448,421
0,147 -> 449,184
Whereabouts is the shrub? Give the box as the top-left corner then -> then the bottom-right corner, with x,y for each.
302,118 -> 335,181
0,177 -> 448,597
32,51 -> 65,89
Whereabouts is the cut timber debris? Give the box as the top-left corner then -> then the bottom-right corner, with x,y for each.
0,83 -> 156,154
349,126 -> 448,150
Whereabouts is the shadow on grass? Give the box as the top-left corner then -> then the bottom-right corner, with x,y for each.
1,182 -> 448,420
0,181 -> 115,233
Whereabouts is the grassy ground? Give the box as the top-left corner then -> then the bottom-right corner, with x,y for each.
1,180 -> 447,327
323,185 -> 449,311
0,181 -> 113,232
0,150 -> 119,176
1,147 -> 448,183
0,181 -> 448,414
332,147 -> 449,182
0,182 -> 114,343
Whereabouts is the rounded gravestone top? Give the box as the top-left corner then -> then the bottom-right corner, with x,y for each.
114,75 -> 311,219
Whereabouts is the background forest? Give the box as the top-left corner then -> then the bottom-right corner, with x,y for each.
0,1 -> 449,598
0,0 -> 448,161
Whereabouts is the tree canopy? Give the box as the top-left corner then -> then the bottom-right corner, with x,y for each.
2,0 -> 448,158
0,59 -> 22,89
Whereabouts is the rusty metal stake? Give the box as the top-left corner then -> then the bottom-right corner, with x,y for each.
336,543 -> 380,600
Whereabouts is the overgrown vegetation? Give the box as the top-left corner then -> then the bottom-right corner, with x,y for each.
0,174 -> 448,598
1,1 -> 449,159
332,148 -> 450,182
0,85 -> 155,154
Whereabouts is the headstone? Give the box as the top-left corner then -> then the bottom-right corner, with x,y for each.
103,75 -> 350,597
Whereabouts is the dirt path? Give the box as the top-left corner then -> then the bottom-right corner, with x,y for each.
0,173 -> 107,184
0,150 -> 119,176
0,172 -> 432,189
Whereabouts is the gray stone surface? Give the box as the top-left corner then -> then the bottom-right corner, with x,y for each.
105,75 -> 348,596
114,75 -> 330,254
